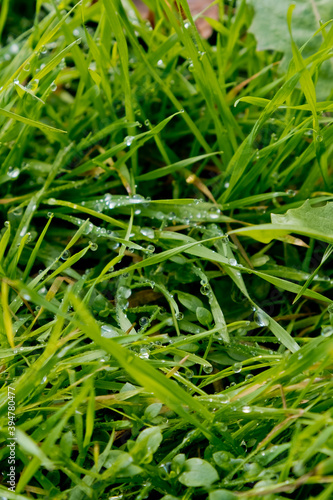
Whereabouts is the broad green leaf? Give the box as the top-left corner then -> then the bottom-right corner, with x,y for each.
178,458 -> 219,487
131,427 -> 163,464
231,200 -> 333,244
144,403 -> 162,420
248,0 -> 333,99
177,291 -> 204,313
196,307 -> 213,327
104,450 -> 142,478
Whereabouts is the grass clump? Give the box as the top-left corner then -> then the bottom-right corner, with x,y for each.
0,1 -> 333,499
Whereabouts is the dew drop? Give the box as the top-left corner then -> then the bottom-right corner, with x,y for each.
208,206 -> 221,219
29,79 -> 39,91
101,325 -> 120,338
146,244 -> 155,253
7,166 -> 20,179
321,326 -> 333,337
61,250 -> 70,261
10,43 -> 19,54
254,311 -> 269,327
203,365 -> 213,374
89,242 -> 98,251
139,347 -> 150,359
139,317 -> 149,327
218,394 -> 230,404
12,207 -> 23,216
118,286 -> 132,299
141,227 -> 154,239
228,258 -> 237,266
50,81 -> 57,92
176,312 -> 184,321
242,405 -> 252,413
125,136 -> 134,146
233,362 -> 242,373
200,285 -> 210,296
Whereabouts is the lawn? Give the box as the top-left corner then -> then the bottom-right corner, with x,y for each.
0,0 -> 333,499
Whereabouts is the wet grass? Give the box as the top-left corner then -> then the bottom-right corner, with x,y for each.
0,1 -> 333,499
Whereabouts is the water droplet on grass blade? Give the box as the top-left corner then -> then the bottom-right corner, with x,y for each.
139,317 -> 149,327
101,325 -> 120,338
125,136 -> 134,146
146,244 -> 155,253
13,207 -> 23,216
29,79 -> 39,91
203,365 -> 213,374
7,166 -> 20,179
208,206 -> 221,219
118,286 -> 131,299
61,250 -> 70,261
10,43 -> 19,54
139,347 -> 150,359
200,285 -> 210,295
141,227 -> 154,239
218,394 -> 230,404
321,326 -> 333,337
254,311 -> 269,327
233,362 -> 242,373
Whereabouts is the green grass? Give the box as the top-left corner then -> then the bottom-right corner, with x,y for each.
0,0 -> 333,499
